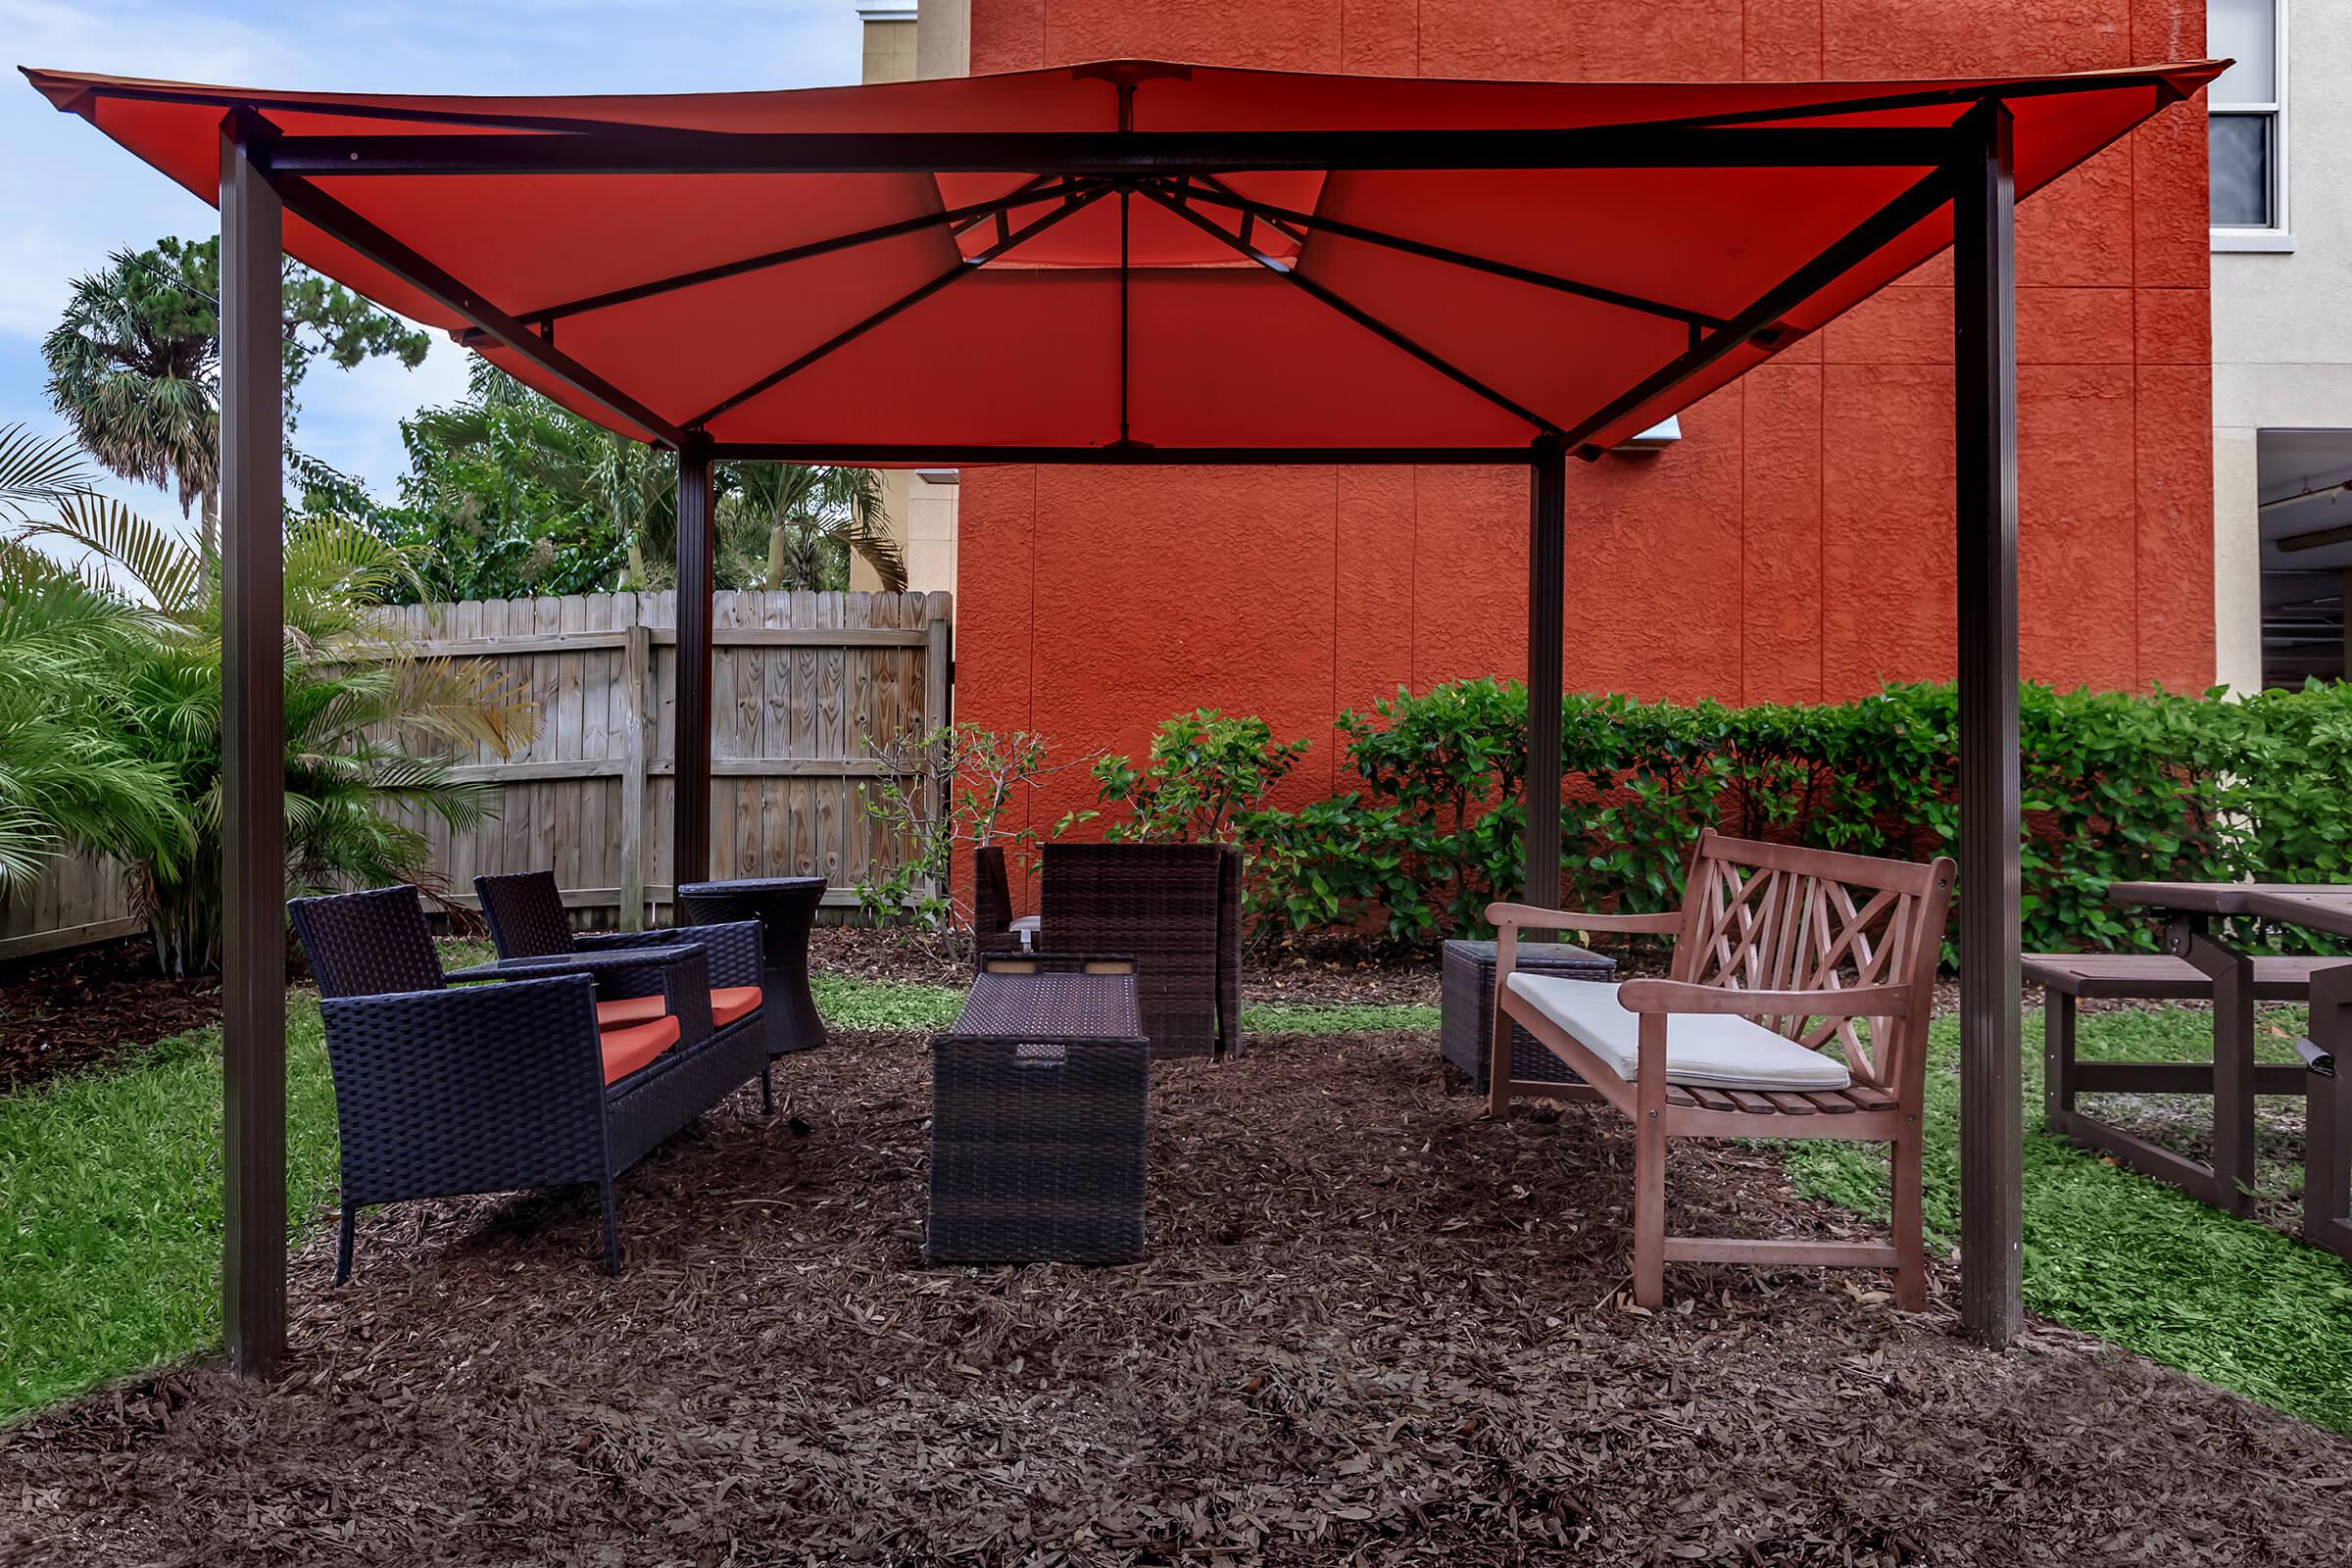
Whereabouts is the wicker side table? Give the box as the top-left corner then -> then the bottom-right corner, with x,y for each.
927,956 -> 1150,1265
1440,938 -> 1616,1091
677,875 -> 827,1056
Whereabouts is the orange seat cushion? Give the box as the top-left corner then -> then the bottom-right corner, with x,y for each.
711,986 -> 761,1027
596,994 -> 667,1030
600,1014 -> 680,1084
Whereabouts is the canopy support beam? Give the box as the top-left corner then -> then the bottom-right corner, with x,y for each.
219,113 -> 287,1380
1526,436 -> 1568,917
690,182 -> 1108,430
672,435 -> 716,895
1142,179 -> 1556,437
269,172 -> 688,447
476,178 -> 1084,330
1953,101 -> 2024,1348
257,124 -> 1958,178
1169,182 -> 1726,330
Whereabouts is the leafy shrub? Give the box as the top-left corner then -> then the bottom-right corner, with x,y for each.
1228,677 -> 2349,956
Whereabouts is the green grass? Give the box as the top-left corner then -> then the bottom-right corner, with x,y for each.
1782,1005 -> 2352,1432
1242,1001 -> 1442,1035
0,999 -> 340,1421
809,974 -> 965,1032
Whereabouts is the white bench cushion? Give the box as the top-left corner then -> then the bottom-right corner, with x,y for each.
1503,973 -> 1852,1092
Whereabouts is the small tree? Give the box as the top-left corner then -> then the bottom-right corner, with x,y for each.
858,722 -> 1083,956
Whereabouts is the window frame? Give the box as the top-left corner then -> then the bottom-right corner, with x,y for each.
2211,0 -> 2292,252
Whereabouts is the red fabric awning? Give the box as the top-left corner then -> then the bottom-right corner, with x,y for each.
23,58 -> 2222,459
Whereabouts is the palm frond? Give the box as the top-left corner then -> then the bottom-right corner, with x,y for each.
23,493 -> 202,612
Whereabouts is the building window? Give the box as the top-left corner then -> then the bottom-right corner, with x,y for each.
2210,0 -> 2289,248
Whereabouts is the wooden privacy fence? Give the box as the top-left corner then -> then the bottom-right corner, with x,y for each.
0,589 -> 953,962
378,589 -> 954,929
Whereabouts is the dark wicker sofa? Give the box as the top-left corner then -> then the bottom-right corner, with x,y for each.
289,884 -> 770,1280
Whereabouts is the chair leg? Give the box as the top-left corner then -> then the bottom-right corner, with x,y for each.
334,1203 -> 358,1286
760,1063 -> 775,1115
1632,1107 -> 1667,1309
599,1178 -> 622,1276
1487,995 -> 1514,1118
1891,1126 -> 1927,1311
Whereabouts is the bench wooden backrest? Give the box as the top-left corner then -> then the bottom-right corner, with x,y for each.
1669,829 -> 1956,1093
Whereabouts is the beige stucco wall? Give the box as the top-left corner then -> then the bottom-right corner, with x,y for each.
2212,2 -> 2352,690
848,6 -> 961,595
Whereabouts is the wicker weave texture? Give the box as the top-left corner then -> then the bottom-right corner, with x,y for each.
972,846 -> 1024,956
290,883 -> 770,1279
473,870 -> 578,958
1440,940 -> 1616,1091
678,877 -> 827,1055
290,885 -> 446,998
927,969 -> 1150,1264
1038,843 -> 1231,1059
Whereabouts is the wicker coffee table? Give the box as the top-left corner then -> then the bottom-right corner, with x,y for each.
926,955 -> 1150,1265
676,875 -> 827,1056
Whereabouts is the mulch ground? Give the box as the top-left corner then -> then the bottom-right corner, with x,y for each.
0,937 -> 226,1093
6,1024 -> 2348,1566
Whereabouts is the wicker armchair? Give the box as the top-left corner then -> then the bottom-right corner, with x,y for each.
473,869 -> 771,1043
1037,842 -> 1241,1058
290,884 -> 771,1280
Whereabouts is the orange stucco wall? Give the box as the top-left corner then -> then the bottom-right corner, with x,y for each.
954,1 -> 2217,856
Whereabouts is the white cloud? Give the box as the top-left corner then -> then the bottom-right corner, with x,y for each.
4,0 -> 864,504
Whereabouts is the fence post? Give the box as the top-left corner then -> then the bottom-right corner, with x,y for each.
923,608 -> 954,900
619,620 -> 651,932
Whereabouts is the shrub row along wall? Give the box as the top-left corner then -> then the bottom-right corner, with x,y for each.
1230,679 -> 2352,956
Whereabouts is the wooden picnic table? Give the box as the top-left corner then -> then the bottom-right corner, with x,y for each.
2106,882 -> 2351,1258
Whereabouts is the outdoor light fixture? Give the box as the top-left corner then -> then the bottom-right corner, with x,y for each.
1612,416 -> 1682,453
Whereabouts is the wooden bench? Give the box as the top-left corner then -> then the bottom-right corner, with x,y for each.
1489,829 -> 1953,1309
2027,951 -> 2330,1213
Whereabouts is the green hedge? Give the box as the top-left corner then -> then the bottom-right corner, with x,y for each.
1240,679 -> 2352,956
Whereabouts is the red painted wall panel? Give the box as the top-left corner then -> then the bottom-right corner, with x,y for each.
956,0 -> 2216,879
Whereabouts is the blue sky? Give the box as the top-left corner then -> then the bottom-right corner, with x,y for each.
3,0 -> 865,526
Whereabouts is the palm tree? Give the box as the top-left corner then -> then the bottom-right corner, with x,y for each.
0,538 -> 183,898
22,502 -> 538,974
0,423 -> 92,526
719,462 -> 903,593
43,237 -> 432,567
41,247 -> 220,549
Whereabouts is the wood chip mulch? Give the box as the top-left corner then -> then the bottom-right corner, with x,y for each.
6,1024 -> 2349,1566
0,937 -> 227,1093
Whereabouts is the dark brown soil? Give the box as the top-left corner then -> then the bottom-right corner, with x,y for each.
0,936 -> 222,1093
4,1025 -> 2346,1566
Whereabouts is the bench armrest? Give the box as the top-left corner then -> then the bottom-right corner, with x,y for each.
1487,902 -> 1683,936
446,945 -> 715,1045
1616,978 -> 1914,1018
317,974 -> 614,1196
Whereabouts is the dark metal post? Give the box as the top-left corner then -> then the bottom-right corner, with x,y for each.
1953,103 -> 2024,1347
219,118 -> 287,1378
672,435 -> 715,899
1525,436 -> 1567,913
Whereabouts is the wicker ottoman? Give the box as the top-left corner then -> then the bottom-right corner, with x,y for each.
1440,938 -> 1616,1092
927,957 -> 1151,1265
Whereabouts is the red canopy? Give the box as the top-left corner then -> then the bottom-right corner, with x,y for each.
24,58 -> 2221,459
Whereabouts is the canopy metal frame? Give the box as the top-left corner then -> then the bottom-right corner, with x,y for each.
183,73 -> 2063,1377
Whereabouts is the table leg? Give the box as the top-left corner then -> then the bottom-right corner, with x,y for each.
2178,920 -> 2256,1217
2305,963 -> 2352,1257
2041,988 -> 2076,1136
